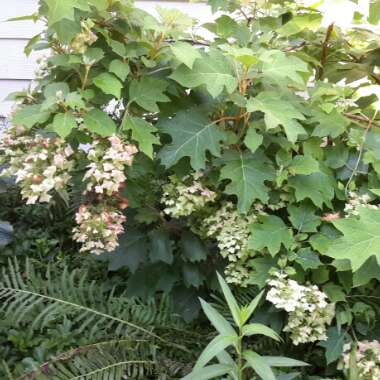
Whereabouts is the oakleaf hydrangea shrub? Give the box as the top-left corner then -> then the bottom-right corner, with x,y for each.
2,0 -> 380,374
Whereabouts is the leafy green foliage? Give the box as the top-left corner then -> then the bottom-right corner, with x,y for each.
220,151 -> 274,213
326,207 -> 380,271
158,110 -> 227,170
247,93 -> 306,143
122,116 -> 160,158
0,259 -> 198,379
184,274 -> 308,380
129,77 -> 170,112
83,109 -> 117,136
249,215 -> 294,256
4,0 -> 380,377
170,49 -> 238,98
53,111 -> 77,138
93,73 -> 123,98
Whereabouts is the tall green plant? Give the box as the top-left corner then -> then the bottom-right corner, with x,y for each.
184,273 -> 308,380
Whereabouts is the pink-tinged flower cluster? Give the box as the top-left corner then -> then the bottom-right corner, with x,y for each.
267,272 -> 335,345
83,136 -> 137,196
342,341 -> 380,379
0,126 -> 74,204
73,203 -> 126,255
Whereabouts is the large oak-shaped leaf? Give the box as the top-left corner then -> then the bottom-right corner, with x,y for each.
158,110 -> 227,170
311,109 -> 350,138
170,49 -> 238,98
44,0 -> 89,26
220,151 -> 275,214
260,50 -> 310,86
129,77 -> 170,113
83,109 -> 116,137
122,116 -> 160,159
247,92 -> 306,142
249,215 -> 294,256
326,207 -> 380,271
288,168 -> 335,209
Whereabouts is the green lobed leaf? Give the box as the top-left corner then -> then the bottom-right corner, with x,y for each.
158,109 -> 227,170
148,229 -> 174,264
220,151 -> 275,214
311,109 -> 350,138
288,202 -> 321,233
244,127 -> 263,153
259,50 -> 310,86
96,230 -> 148,272
288,155 -> 320,175
44,0 -> 77,26
326,207 -> 380,271
247,92 -> 307,143
249,215 -> 294,256
83,109 -> 117,136
180,232 -> 208,262
44,82 -> 70,99
170,49 -> 238,98
183,263 -> 205,288
129,77 -> 170,112
277,14 -> 322,36
109,59 -> 130,81
295,248 -> 322,270
12,105 -> 50,129
353,256 -> 380,287
93,73 -> 122,98
52,111 -> 76,138
122,116 -> 160,159
323,283 -> 346,303
170,41 -> 201,69
288,169 -> 335,208
319,327 -> 349,365
247,258 -> 276,289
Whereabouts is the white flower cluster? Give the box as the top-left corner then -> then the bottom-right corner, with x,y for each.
0,126 -> 74,204
74,135 -> 137,254
70,20 -> 98,54
342,341 -> 380,380
161,173 -> 216,218
83,136 -> 137,196
73,203 -> 126,254
103,99 -> 125,119
344,191 -> 378,217
267,273 -> 335,345
201,202 -> 264,286
35,54 -> 50,79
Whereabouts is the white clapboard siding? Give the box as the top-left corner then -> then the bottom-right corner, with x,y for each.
0,0 -> 213,116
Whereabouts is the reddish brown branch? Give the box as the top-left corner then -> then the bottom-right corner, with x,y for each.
318,23 -> 334,80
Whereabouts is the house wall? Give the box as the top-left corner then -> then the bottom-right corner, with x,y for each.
0,0 -> 212,115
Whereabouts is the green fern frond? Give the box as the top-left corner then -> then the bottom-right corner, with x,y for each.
0,259 -> 180,341
16,339 -> 157,380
